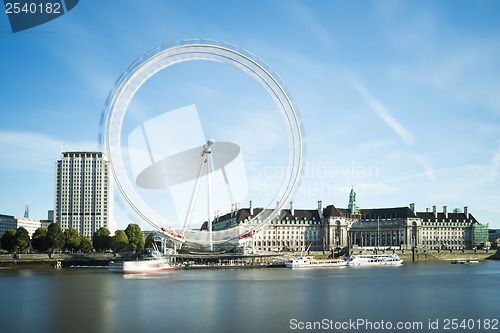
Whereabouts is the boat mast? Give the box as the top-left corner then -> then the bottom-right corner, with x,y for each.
377,217 -> 380,251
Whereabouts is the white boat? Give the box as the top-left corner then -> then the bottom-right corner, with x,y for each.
286,256 -> 347,268
108,248 -> 175,274
347,254 -> 403,266
451,259 -> 480,265
108,259 -> 175,274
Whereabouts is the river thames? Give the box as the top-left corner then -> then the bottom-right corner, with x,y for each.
1,261 -> 499,333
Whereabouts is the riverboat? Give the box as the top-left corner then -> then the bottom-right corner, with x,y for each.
108,258 -> 175,274
347,254 -> 403,266
108,246 -> 175,274
451,259 -> 480,265
286,256 -> 347,268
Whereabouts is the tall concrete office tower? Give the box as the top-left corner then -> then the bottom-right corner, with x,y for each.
54,152 -> 116,237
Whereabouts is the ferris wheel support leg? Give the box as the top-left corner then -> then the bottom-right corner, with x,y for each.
207,154 -> 213,252
182,155 -> 206,235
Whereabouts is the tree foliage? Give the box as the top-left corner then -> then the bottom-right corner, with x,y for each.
144,233 -> 156,249
111,230 -> 129,253
93,227 -> 111,252
125,224 -> 144,252
47,223 -> 65,251
1,229 -> 16,252
79,235 -> 93,253
14,227 -> 30,253
32,227 -> 49,252
64,227 -> 80,252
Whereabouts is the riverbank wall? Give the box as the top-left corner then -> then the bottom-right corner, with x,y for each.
346,249 -> 499,262
1,249 -> 498,269
0,253 -> 138,268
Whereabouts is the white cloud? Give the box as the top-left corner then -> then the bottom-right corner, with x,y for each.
349,77 -> 415,146
0,131 -> 99,171
286,2 -> 336,50
412,155 -> 437,182
489,140 -> 500,181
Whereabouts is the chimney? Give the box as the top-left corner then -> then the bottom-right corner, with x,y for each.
249,200 -> 254,215
432,206 -> 437,218
317,200 -> 324,219
464,206 -> 469,219
443,206 -> 448,219
290,201 -> 294,216
409,203 -> 416,214
236,202 -> 240,210
426,208 -> 430,213
231,204 -> 235,217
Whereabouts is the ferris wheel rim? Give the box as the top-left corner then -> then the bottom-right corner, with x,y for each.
102,39 -> 302,247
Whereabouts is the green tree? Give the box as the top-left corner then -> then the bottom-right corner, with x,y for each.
47,223 -> 65,252
14,227 -> 30,253
125,224 -> 144,252
79,235 -> 93,253
144,233 -> 156,249
1,229 -> 16,253
64,227 -> 80,253
93,227 -> 111,252
111,230 -> 129,253
32,227 -> 49,252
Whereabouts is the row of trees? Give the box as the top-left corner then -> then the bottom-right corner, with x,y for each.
0,223 -> 149,254
93,224 -> 147,253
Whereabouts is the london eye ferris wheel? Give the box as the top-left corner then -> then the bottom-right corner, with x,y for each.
102,40 -> 302,252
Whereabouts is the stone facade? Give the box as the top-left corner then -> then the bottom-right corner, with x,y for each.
211,191 -> 480,253
324,204 -> 475,251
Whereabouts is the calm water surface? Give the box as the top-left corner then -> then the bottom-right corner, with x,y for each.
1,261 -> 499,333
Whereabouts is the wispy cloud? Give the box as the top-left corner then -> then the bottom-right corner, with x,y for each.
285,2 -> 336,50
412,155 -> 437,182
349,77 -> 415,146
379,3 -> 500,112
0,131 -> 99,171
490,140 -> 500,181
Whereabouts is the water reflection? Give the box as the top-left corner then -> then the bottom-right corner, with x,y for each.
1,262 -> 499,333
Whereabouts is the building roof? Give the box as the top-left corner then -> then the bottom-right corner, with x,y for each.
279,208 -> 320,221
207,203 -> 479,230
323,205 -> 416,219
210,206 -> 321,228
360,207 -> 416,219
323,204 -> 477,222
323,205 -> 345,217
415,211 -> 477,223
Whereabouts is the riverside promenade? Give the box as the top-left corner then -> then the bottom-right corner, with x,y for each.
0,249 -> 498,269
347,248 -> 499,262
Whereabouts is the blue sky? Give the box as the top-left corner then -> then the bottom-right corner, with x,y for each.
1,0 -> 500,229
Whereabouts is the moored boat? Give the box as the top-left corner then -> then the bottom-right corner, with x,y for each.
108,247 -> 175,274
451,259 -> 480,265
108,259 -> 175,274
286,256 -> 347,268
347,254 -> 403,266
